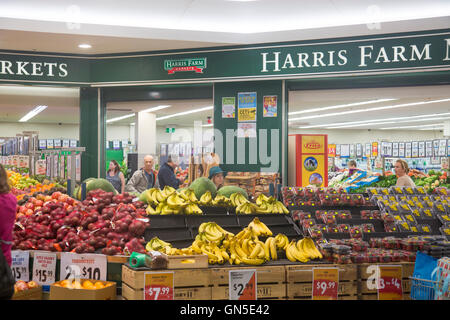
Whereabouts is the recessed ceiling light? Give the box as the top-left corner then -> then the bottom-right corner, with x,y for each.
156,106 -> 213,121
289,99 -> 395,116
78,44 -> 92,49
140,105 -> 171,113
106,114 -> 135,123
19,105 -> 47,122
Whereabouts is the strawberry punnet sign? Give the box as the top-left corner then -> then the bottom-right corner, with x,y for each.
164,58 -> 207,74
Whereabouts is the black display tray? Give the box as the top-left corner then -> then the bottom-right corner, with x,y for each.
147,215 -> 187,229
199,206 -> 234,215
144,227 -> 193,242
185,215 -> 240,229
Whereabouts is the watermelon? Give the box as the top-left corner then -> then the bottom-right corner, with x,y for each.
73,178 -> 118,199
217,186 -> 248,199
188,177 -> 217,200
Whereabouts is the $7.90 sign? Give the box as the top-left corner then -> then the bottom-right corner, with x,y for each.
144,272 -> 174,300
60,253 -> 107,281
229,269 -> 257,300
312,267 -> 339,300
377,265 -> 403,300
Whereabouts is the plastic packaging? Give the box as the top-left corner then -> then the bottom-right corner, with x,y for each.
349,226 -> 363,239
337,224 -> 350,233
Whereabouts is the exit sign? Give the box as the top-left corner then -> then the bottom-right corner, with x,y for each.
166,128 -> 175,133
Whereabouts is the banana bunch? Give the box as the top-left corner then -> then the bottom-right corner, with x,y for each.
248,218 -> 273,236
192,237 -> 229,264
211,194 -> 232,207
184,203 -> 203,215
236,202 -> 259,214
230,192 -> 249,207
197,222 -> 234,243
274,233 -> 289,250
179,188 -> 198,204
271,201 -> 290,214
255,194 -> 274,206
145,237 -> 172,252
199,191 -> 213,206
164,246 -> 196,256
285,237 -> 323,263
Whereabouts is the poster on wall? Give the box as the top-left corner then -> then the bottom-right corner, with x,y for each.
365,143 -> 371,158
405,142 -> 412,158
328,144 -> 336,157
336,144 -> 341,156
433,140 -> 439,157
39,140 -> 47,149
70,140 -> 77,148
54,139 -> 61,148
340,144 -> 350,158
412,141 -> 419,158
418,141 -> 425,157
438,139 -> 447,156
237,92 -> 257,122
392,142 -> 399,157
222,97 -> 236,118
237,123 -> 257,138
349,144 -> 355,158
263,95 -> 277,117
398,142 -> 405,158
62,139 -> 70,148
46,139 -> 54,149
426,141 -> 433,157
371,142 -> 378,157
356,144 -> 362,157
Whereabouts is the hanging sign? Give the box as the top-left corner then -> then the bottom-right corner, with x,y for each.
222,97 -> 236,118
426,141 -> 433,157
356,143 -> 362,157
371,142 -> 378,157
11,250 -> 30,282
365,143 -> 371,158
312,267 -> 339,300
263,95 -> 277,117
433,140 -> 439,157
229,269 -> 257,300
349,144 -> 355,158
412,141 -> 419,158
405,142 -> 412,158
70,140 -> 77,148
75,154 -> 81,181
392,142 -> 399,157
32,251 -> 57,286
46,139 -> 54,149
237,92 -> 257,122
121,140 -> 128,148
377,265 -> 403,300
438,139 -> 447,157
328,144 -> 336,157
398,142 -> 405,158
336,144 -> 341,156
418,141 -> 426,158
54,139 -> 61,148
113,140 -> 120,150
144,272 -> 174,300
340,144 -> 350,158
60,253 -> 107,281
39,139 -> 47,150
62,139 -> 70,148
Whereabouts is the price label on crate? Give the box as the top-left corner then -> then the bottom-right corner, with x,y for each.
32,251 -> 57,286
60,253 -> 107,281
11,250 -> 30,282
312,267 -> 339,300
144,272 -> 174,300
378,265 -> 403,300
229,269 -> 257,300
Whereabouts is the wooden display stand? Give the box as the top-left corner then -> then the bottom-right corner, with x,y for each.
285,264 -> 358,300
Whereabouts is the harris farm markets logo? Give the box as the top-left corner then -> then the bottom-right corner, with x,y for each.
164,58 -> 207,74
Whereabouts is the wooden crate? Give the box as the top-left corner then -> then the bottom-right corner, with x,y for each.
210,265 -> 286,300
358,278 -> 411,294
358,262 -> 415,279
286,264 -> 357,300
122,265 -> 211,289
12,286 -> 43,300
168,254 -> 209,269
122,283 -> 212,300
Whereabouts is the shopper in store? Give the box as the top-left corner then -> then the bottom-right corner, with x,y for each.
0,164 -> 16,268
125,155 -> 159,193
394,159 -> 416,187
106,160 -> 125,194
157,155 -> 181,189
209,166 -> 226,189
347,160 -> 359,176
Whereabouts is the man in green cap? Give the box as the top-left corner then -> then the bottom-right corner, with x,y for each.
208,166 -> 225,189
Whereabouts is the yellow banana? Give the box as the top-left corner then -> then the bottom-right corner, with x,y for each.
249,243 -> 263,259
269,237 -> 277,260
285,242 -> 297,262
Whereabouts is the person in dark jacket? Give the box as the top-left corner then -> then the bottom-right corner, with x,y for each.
158,155 -> 181,189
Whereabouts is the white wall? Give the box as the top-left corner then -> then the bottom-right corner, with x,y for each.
289,128 -> 445,144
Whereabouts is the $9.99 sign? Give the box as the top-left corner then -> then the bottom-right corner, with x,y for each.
312,267 -> 339,300
144,272 -> 174,300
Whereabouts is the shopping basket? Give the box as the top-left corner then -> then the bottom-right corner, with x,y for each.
410,256 -> 450,300
409,277 -> 437,300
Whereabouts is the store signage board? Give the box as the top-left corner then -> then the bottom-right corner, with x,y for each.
340,144 -> 350,158
222,97 -> 236,118
312,267 -> 339,300
405,142 -> 412,158
418,141 -> 425,158
448,139 -> 450,157
39,139 -> 47,150
433,140 -> 439,157
371,142 -> 378,157
438,139 -> 447,157
164,57 -> 206,74
237,92 -> 257,122
113,140 -> 120,150
263,95 -> 277,117
426,141 -> 433,157
377,265 -> 403,300
336,144 -> 341,156
365,143 -> 371,158
328,144 -> 336,157
412,141 -> 419,158
356,143 -> 362,157
54,139 -> 61,148
60,253 -> 107,281
46,139 -> 54,149
70,140 -> 77,148
11,250 -> 30,282
349,144 -> 355,158
32,251 -> 57,286
392,142 -> 399,157
399,142 -> 405,158
144,272 -> 174,300
229,269 -> 257,300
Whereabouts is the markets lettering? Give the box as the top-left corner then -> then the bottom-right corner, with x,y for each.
0,60 -> 68,77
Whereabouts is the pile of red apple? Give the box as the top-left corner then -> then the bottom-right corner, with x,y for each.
13,189 -> 149,256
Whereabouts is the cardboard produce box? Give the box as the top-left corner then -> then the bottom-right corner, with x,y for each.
12,286 -> 43,300
49,279 -> 116,300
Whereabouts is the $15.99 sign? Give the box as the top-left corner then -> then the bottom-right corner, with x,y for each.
144,272 -> 174,300
312,268 -> 339,300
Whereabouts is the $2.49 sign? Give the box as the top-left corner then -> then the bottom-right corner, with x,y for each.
144,272 -> 174,300
312,268 -> 339,300
377,265 -> 403,300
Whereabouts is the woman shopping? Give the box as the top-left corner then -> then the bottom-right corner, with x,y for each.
106,160 -> 125,194
394,159 -> 416,187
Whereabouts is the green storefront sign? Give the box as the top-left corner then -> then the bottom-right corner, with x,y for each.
0,29 -> 448,85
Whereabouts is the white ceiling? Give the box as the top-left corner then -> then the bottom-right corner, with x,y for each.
288,85 -> 450,131
0,0 -> 449,54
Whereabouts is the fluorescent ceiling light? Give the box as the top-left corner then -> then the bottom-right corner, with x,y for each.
156,106 -> 213,121
327,116 -> 450,129
289,99 -> 395,116
140,105 -> 171,113
18,105 -> 47,122
297,112 -> 450,129
130,122 -> 135,126
106,113 -> 135,123
289,98 -> 450,122
380,123 -> 444,130
202,123 -> 214,127
78,43 -> 92,49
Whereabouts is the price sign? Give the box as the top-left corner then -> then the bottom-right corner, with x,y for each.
229,269 -> 257,300
32,252 -> 57,285
312,267 -> 339,300
60,253 -> 107,281
144,272 -> 174,300
11,250 -> 30,282
377,265 -> 403,300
